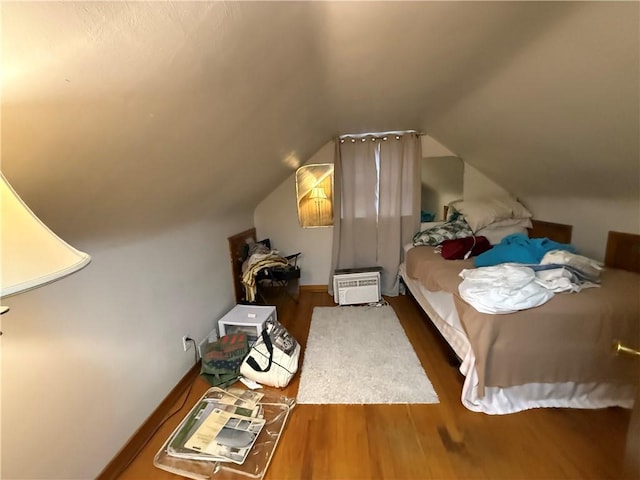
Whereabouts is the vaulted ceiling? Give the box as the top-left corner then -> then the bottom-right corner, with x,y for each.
2,2 -> 638,240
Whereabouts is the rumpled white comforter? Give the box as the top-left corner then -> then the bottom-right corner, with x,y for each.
458,249 -> 604,314
458,264 -> 555,314
533,268 -> 582,293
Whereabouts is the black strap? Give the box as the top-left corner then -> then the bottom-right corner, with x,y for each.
246,328 -> 274,372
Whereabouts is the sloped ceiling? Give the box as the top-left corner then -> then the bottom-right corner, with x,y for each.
2,1 -> 638,241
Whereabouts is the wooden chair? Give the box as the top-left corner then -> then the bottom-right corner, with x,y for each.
255,252 -> 301,304
227,228 -> 301,304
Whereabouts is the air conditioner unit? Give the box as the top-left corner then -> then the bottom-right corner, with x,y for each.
333,271 -> 381,306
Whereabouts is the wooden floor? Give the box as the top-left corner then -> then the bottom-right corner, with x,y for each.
117,290 -> 631,480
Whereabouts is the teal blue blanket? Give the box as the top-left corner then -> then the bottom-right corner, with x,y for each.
474,233 -> 576,267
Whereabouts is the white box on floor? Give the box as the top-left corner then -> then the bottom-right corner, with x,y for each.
218,304 -> 277,343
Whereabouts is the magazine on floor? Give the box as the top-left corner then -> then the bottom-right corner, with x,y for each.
183,407 -> 266,464
166,387 -> 264,463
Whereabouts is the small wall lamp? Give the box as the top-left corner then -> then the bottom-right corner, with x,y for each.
295,164 -> 334,228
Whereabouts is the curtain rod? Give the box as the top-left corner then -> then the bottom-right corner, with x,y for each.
338,129 -> 425,140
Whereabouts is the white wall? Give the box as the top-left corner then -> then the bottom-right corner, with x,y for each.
420,156 -> 464,220
255,142 -> 334,287
520,195 -> 640,261
463,163 -> 512,200
421,135 -> 456,157
0,213 -> 252,479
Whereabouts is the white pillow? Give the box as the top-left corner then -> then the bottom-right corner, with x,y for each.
449,197 -> 532,232
482,217 -> 532,229
475,224 -> 529,245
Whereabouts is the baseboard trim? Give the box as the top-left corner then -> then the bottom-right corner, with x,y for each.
300,284 -> 328,293
96,362 -> 201,480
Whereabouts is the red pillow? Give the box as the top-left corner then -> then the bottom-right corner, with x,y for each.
440,236 -> 491,260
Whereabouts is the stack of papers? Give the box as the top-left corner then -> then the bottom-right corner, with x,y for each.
166,387 -> 265,465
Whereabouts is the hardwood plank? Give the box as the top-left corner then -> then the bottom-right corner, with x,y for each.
114,291 -> 631,480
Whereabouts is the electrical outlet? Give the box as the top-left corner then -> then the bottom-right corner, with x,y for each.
182,335 -> 193,352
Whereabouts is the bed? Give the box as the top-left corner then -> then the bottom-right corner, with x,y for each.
400,209 -> 640,415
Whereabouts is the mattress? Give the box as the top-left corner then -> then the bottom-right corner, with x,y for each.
399,250 -> 638,414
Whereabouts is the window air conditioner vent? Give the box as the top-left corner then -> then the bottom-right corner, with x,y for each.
333,271 -> 381,306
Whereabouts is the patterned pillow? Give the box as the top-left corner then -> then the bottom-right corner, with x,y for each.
413,217 -> 473,246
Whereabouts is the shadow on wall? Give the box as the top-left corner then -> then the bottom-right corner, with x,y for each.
420,156 -> 463,221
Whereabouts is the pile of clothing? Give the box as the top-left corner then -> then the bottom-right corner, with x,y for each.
241,240 -> 290,303
458,233 -> 603,314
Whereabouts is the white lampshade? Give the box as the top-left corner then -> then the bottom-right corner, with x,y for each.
309,187 -> 327,200
1,172 -> 91,298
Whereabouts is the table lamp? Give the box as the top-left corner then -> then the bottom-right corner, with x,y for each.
0,172 -> 91,317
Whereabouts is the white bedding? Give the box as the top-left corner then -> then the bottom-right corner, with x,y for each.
458,264 -> 555,314
398,262 -> 636,414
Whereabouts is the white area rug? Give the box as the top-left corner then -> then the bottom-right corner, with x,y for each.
297,305 -> 439,404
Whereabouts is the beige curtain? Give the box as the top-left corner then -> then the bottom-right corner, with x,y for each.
329,133 -> 421,296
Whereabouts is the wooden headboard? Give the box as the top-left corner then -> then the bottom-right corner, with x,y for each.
529,219 -> 573,244
528,222 -> 640,273
605,231 -> 640,273
227,228 -> 257,303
